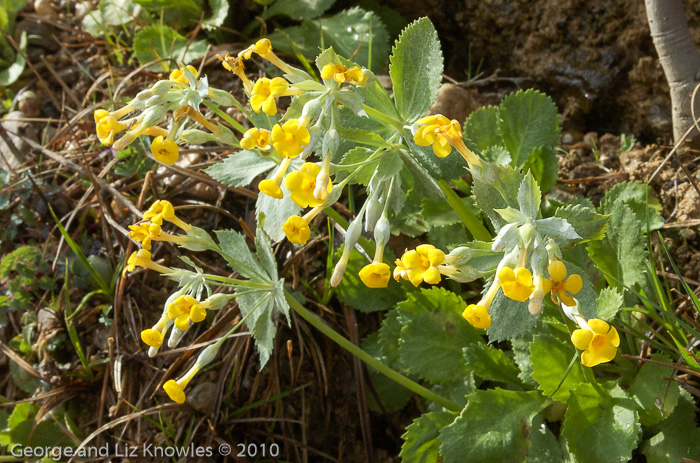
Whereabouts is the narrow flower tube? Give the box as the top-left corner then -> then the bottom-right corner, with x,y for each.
163,344 -> 219,404
463,279 -> 501,329
331,207 -> 366,287
413,114 -> 481,166
123,249 -> 173,276
142,200 -> 192,233
218,53 -> 254,92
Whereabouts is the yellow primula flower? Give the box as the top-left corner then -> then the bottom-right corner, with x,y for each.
128,222 -> 162,251
498,266 -> 535,302
258,157 -> 292,199
240,127 -> 272,150
284,162 -> 332,208
141,328 -> 164,348
167,295 -> 209,331
413,114 -> 481,166
218,53 -> 253,92
272,119 -> 311,158
547,260 -> 583,306
238,38 -> 294,74
571,318 -> 620,367
462,279 -> 501,329
150,135 -> 179,165
96,116 -> 126,146
320,64 -> 367,85
164,364 -> 201,404
123,249 -> 173,275
169,65 -> 198,86
250,77 -> 302,115
359,262 -> 391,288
394,244 -> 446,286
282,215 -> 311,245
143,200 -> 192,232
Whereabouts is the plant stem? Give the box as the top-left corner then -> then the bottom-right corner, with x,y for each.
284,290 -> 462,412
437,179 -> 491,241
324,207 -> 376,256
202,100 -> 247,134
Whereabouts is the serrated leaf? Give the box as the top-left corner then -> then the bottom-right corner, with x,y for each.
334,246 -> 405,312
534,217 -> 581,244
238,290 -> 276,367
255,182 -> 302,242
487,291 -> 539,342
518,171 -> 541,219
390,189 -> 430,237
397,288 -> 480,383
262,0 -> 334,20
254,225 -> 278,281
389,17 -> 442,122
641,393 -> 700,463
511,338 -> 537,387
562,383 -> 641,463
464,105 -> 502,153
439,389 -> 545,463
420,196 -> 475,228
529,334 -> 584,402
462,343 -> 522,385
523,146 -> 558,193
495,207 -> 528,224
362,332 -> 413,412
375,150 -> 403,181
378,308 -> 403,367
215,230 -> 266,280
205,151 -> 276,187
335,147 -> 377,186
405,138 -> 468,181
527,414 -> 564,463
400,411 -> 457,463
554,203 -> 608,244
629,353 -> 681,426
587,200 -> 646,290
596,287 -> 623,321
133,25 -> 208,71
269,7 -> 390,72
600,182 -> 664,232
471,162 -> 524,231
398,149 -> 445,202
498,89 -> 560,166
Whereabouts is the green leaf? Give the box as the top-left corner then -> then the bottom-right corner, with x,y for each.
511,338 -> 537,387
204,0 -> 229,28
596,287 -> 624,321
439,389 -> 545,463
405,138 -> 468,181
471,162 -> 524,231
134,0 -> 202,21
390,189 -> 430,237
554,203 -> 609,244
400,411 -> 457,463
498,89 -> 561,166
523,146 -> 558,193
533,217 -> 581,244
389,17 -> 442,122
488,291 -> 539,342
399,149 -> 445,202
628,353 -> 681,426
462,343 -> 522,385
205,150 -> 276,187
335,147 -> 377,186
529,334 -> 584,402
378,308 -> 403,367
255,182 -> 302,242
262,0 -> 334,20
0,31 -> 25,86
587,200 -> 646,290
527,414 -> 564,463
132,25 -> 208,71
397,287 -> 480,383
495,207 -> 528,224
100,0 -> 138,26
562,382 -> 641,463
600,182 -> 664,232
238,290 -> 276,367
362,332 -> 413,412
375,150 -> 403,181
641,393 -> 700,463
268,7 -> 390,72
464,105 -> 502,153
336,127 -> 390,149
334,246 -> 405,313
420,197 -> 476,228
518,171 -> 541,219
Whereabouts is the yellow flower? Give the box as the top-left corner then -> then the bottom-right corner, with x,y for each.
462,279 -> 501,329
250,77 -> 302,115
240,127 -> 271,150
463,304 -> 491,329
218,53 -> 253,92
272,119 -> 311,158
167,295 -> 208,331
150,136 -> 179,165
359,262 -> 391,288
413,114 -> 481,166
94,109 -> 109,123
394,245 -> 446,286
283,215 -> 311,245
258,157 -> 292,199
123,249 -> 172,275
284,162 -> 332,208
141,328 -> 164,348
320,64 -> 367,85
239,38 -> 273,60
128,222 -> 162,251
169,65 -> 198,86
143,200 -> 192,232
547,260 -> 582,306
498,266 -> 535,302
571,319 -> 620,367
163,363 -> 201,404
96,116 -> 126,146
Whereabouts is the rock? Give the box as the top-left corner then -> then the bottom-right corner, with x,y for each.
0,111 -> 37,171
17,91 -> 40,117
34,0 -> 58,19
186,381 -> 218,413
157,151 -> 218,200
428,83 -> 479,124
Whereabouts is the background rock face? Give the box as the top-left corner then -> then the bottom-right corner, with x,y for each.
382,0 -> 700,142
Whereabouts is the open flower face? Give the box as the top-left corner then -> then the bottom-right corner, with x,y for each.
547,260 -> 582,305
498,266 -> 535,302
284,163 -> 332,208
571,319 -> 620,367
463,303 -> 491,329
272,120 -> 311,158
150,136 -> 179,165
283,215 -> 311,245
359,262 -> 391,288
395,245 -> 446,286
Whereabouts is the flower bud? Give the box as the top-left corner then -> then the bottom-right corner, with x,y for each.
197,344 -> 219,366
492,223 -> 518,252
519,223 -> 535,248
331,252 -> 350,287
546,239 -> 562,261
374,215 -> 391,248
364,195 -> 383,232
530,244 -> 548,275
206,294 -> 230,310
208,87 -> 238,107
136,88 -> 154,100
528,288 -> 544,316
168,326 -> 187,348
152,80 -> 175,94
322,128 -> 339,159
301,98 -> 322,125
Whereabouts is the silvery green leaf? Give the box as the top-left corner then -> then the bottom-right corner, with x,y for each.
534,217 -> 581,244
180,129 -> 216,144
291,80 -> 327,92
207,87 -> 240,107
398,149 -> 445,202
215,229 -> 267,280
196,75 -> 209,97
334,90 -> 368,117
205,150 -> 276,188
518,171 -> 541,219
254,222 -> 278,281
180,226 -> 219,252
495,207 -> 527,224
